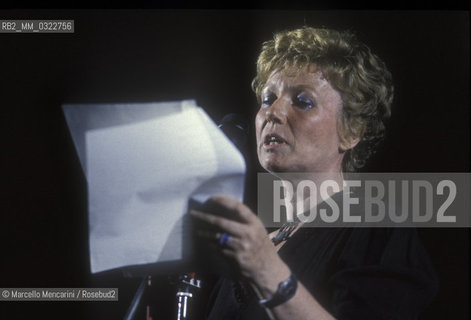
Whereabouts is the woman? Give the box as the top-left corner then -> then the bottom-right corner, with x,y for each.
190,27 -> 438,320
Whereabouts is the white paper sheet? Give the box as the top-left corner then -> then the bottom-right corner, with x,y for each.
62,100 -> 246,273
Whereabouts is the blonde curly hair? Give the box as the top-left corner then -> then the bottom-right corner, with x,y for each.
252,27 -> 394,172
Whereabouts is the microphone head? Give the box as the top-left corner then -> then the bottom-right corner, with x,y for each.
218,113 -> 249,150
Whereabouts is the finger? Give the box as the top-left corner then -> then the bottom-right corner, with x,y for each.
220,248 -> 237,260
221,235 -> 244,251
196,230 -> 245,252
207,195 -> 256,223
194,230 -> 233,255
190,209 -> 245,237
195,229 -> 219,241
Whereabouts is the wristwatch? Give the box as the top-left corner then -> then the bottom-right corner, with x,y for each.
259,272 -> 298,308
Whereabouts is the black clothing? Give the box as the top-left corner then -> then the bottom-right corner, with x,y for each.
206,226 -> 438,319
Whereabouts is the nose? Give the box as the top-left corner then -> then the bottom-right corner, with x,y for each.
264,98 -> 289,125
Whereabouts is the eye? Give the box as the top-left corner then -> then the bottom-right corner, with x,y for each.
262,92 -> 276,107
293,93 -> 315,110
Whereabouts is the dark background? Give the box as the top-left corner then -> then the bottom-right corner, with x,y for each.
1,10 -> 469,319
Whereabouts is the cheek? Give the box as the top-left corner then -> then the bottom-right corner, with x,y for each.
255,112 -> 264,140
297,114 -> 341,149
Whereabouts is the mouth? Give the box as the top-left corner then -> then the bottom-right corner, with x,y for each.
263,133 -> 287,147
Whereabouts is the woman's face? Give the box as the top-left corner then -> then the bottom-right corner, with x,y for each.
255,67 -> 346,173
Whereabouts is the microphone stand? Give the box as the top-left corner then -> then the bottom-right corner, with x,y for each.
173,273 -> 202,320
123,275 -> 152,320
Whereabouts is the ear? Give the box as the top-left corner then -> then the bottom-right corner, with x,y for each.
339,135 -> 361,153
338,123 -> 365,153
336,111 -> 366,153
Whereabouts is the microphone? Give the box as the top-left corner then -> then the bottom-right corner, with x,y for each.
218,113 -> 249,151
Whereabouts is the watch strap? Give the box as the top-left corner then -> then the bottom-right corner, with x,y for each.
259,272 -> 298,308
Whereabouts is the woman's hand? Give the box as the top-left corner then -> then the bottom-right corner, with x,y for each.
189,195 -> 290,293
190,195 -> 336,320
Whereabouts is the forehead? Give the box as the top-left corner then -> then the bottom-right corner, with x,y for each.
263,66 -> 331,92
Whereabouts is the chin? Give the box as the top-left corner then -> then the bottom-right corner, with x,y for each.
261,161 -> 290,173
259,153 -> 295,173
